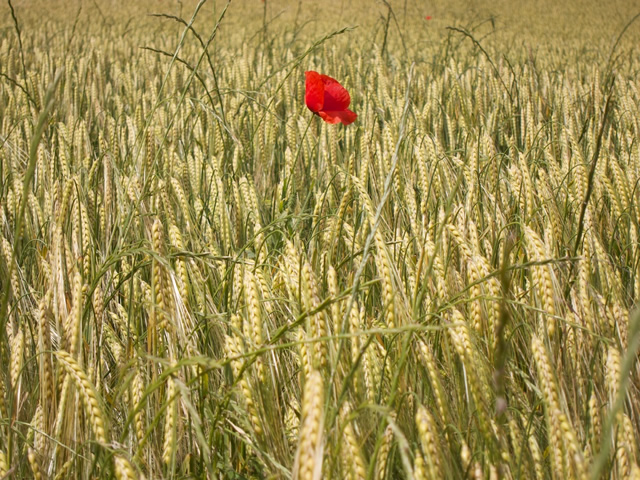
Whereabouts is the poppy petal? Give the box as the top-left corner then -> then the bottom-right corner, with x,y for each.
321,75 -> 351,111
318,109 -> 358,126
305,71 -> 324,112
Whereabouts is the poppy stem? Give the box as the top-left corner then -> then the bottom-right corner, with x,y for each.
285,115 -> 315,200
262,0 -> 268,43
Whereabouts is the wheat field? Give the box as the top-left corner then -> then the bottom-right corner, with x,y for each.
1,0 -> 640,478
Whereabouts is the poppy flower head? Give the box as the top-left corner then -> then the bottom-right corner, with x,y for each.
305,71 -> 357,125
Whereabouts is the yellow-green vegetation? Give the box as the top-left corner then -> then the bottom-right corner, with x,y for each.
1,0 -> 639,478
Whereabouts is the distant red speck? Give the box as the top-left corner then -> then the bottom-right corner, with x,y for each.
425,15 -> 432,20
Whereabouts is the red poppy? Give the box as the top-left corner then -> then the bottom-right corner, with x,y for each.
305,71 -> 357,125
425,15 -> 432,20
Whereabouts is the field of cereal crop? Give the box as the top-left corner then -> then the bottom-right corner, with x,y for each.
1,0 -> 640,478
